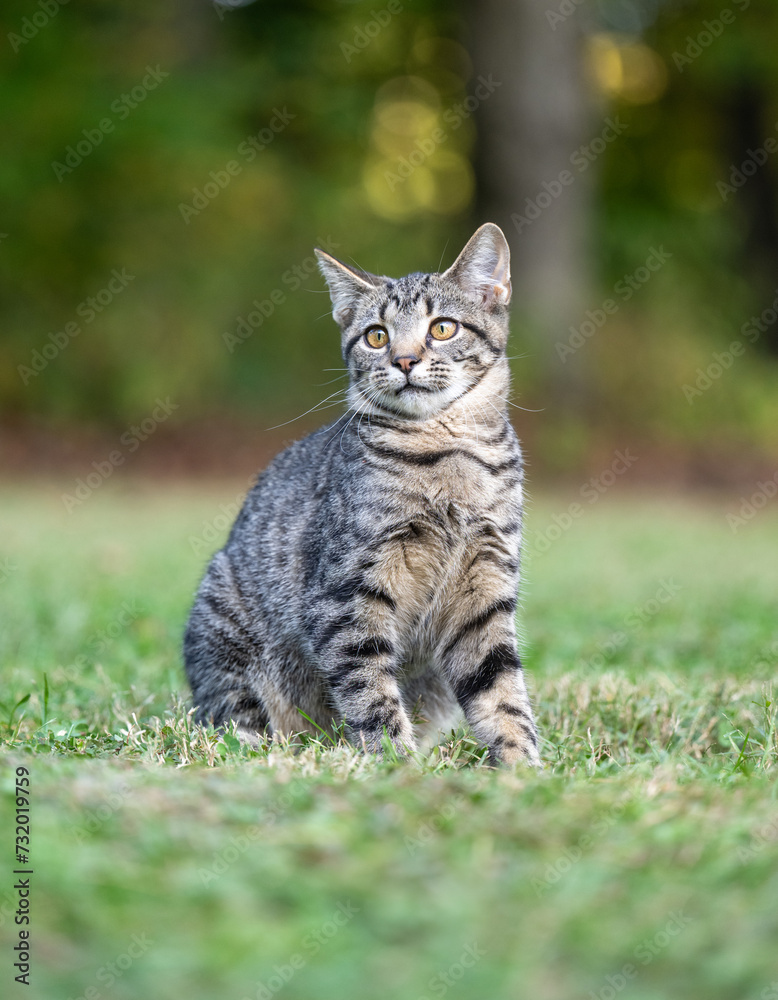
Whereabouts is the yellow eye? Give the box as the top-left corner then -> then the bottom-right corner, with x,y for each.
430,319 -> 458,341
365,327 -> 389,349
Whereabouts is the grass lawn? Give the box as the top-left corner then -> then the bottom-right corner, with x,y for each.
1,479 -> 777,1000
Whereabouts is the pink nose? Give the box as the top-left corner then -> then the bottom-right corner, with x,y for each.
393,355 -> 419,374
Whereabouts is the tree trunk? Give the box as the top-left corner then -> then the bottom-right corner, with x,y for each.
468,0 -> 594,406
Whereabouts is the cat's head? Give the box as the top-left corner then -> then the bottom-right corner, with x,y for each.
315,223 -> 512,420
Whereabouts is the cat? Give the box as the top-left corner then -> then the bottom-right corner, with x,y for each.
184,223 -> 540,765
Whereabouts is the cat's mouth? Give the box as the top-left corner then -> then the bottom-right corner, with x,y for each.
396,383 -> 434,394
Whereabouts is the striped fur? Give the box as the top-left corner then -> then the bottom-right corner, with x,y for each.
184,224 -> 540,765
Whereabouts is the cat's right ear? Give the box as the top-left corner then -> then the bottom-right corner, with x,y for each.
315,250 -> 384,328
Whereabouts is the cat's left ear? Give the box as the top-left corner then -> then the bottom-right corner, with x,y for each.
444,222 -> 511,308
315,249 -> 385,328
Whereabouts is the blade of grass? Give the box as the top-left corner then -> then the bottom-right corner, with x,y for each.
297,708 -> 336,745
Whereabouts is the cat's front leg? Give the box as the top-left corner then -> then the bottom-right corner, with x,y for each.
314,605 -> 417,756
438,569 -> 540,766
453,642 -> 540,766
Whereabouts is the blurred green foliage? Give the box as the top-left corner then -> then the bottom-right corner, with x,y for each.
1,0 -> 469,425
1,0 -> 777,457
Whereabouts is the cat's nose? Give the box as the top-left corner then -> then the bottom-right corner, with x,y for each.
392,355 -> 420,374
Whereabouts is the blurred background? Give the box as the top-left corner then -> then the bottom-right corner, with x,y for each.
3,9 -> 778,998
2,0 -> 777,484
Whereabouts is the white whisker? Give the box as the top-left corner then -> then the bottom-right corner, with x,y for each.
482,397 -> 511,428
266,387 -> 348,430
493,392 -> 545,413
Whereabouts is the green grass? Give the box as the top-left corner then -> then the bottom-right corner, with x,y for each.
1,481 -> 777,1000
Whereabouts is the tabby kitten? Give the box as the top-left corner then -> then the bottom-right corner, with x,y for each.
184,223 -> 540,765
